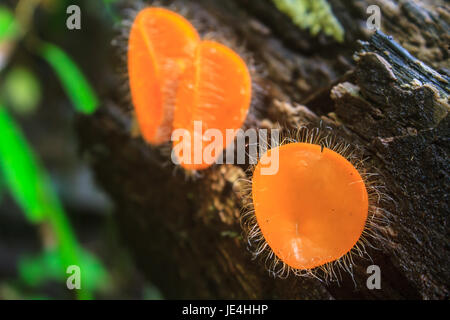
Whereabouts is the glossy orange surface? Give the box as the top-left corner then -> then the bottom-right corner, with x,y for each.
128,8 -> 200,145
252,143 -> 368,269
173,40 -> 252,170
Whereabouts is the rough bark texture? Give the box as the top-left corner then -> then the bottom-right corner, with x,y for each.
77,0 -> 449,299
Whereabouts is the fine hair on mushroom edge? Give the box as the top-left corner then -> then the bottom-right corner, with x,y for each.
112,0 -> 264,180
239,125 -> 393,284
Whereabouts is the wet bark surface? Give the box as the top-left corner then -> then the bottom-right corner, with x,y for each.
77,0 -> 449,299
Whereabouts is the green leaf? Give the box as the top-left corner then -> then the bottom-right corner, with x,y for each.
0,106 -> 48,222
19,247 -> 108,293
0,166 -> 4,203
2,67 -> 41,115
272,0 -> 344,42
0,107 -> 80,270
0,6 -> 19,42
0,105 -> 108,299
39,43 -> 98,114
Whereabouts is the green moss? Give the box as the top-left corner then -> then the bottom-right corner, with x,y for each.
272,0 -> 344,42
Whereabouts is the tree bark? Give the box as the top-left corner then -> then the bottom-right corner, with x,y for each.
77,0 -> 449,299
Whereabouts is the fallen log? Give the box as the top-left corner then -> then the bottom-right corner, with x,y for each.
77,0 -> 449,299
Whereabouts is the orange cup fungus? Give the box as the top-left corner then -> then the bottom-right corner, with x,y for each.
128,8 -> 200,145
251,142 -> 369,272
127,7 -> 252,170
172,40 -> 252,170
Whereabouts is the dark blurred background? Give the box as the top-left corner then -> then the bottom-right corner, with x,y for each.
0,0 -> 163,299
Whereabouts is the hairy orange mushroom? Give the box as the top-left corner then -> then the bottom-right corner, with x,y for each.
172,40 -> 252,170
128,7 -> 200,145
251,142 -> 369,271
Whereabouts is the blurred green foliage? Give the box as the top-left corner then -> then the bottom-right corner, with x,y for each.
39,43 -> 98,114
0,168 -> 4,202
103,0 -> 121,22
19,247 -> 108,293
1,67 -> 41,115
0,6 -> 19,42
272,0 -> 345,42
0,2 -> 106,299
0,107 -> 48,223
0,282 -> 50,300
0,106 -> 106,299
